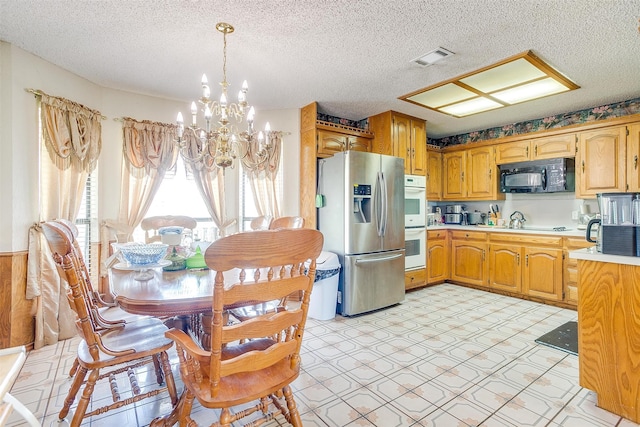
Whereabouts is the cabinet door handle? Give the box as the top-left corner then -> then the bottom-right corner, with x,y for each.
482,249 -> 486,261
517,253 -> 520,265
461,171 -> 465,181
489,168 -> 492,178
582,160 -> 585,173
525,254 -> 529,266
534,145 -> 538,156
526,146 -> 529,157
635,155 -> 638,170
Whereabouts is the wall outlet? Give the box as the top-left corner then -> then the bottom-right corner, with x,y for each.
571,210 -> 579,221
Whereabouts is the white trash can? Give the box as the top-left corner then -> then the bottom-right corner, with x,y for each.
307,251 -> 341,321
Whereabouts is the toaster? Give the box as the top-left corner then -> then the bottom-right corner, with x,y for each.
444,213 -> 463,224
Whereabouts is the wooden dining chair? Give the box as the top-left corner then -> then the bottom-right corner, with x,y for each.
156,228 -> 323,427
249,215 -> 273,230
269,216 -> 305,230
41,221 -> 178,427
140,215 -> 198,243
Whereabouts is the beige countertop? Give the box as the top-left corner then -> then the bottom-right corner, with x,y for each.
569,247 -> 640,266
427,224 -> 586,238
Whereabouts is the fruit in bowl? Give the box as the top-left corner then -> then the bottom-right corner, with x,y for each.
114,243 -> 169,266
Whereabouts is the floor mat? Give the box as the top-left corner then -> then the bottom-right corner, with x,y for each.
535,321 -> 578,355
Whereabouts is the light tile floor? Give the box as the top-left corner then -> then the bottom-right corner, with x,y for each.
7,283 -> 640,427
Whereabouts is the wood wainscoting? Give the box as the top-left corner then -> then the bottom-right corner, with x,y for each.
0,251 -> 34,349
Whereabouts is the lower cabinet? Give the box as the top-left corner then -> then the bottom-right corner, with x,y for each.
450,231 -> 487,286
488,233 -> 563,301
405,268 -> 426,290
427,228 -> 579,306
488,243 -> 522,293
563,237 -> 595,306
427,230 -> 449,284
523,246 -> 564,301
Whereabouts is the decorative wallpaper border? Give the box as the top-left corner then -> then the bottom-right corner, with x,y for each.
317,97 -> 640,148
316,112 -> 369,130
429,97 -> 640,147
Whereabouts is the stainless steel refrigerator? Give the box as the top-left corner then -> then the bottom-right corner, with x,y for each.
317,151 -> 405,316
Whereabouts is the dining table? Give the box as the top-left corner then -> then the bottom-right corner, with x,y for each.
109,264 -> 225,350
109,262 -> 289,427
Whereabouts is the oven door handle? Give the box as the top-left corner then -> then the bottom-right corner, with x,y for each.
404,187 -> 425,193
405,228 -> 426,235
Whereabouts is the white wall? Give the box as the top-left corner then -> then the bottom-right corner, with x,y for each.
430,193 -> 599,229
0,43 -> 301,252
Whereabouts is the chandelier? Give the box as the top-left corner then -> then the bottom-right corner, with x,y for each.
175,22 -> 283,171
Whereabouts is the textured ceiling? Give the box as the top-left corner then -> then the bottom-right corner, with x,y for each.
1,0 -> 639,138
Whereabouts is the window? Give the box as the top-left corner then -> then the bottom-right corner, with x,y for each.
135,157 -> 216,241
75,171 -> 99,285
239,159 -> 283,231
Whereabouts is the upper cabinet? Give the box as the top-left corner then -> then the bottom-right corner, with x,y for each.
626,123 -> 640,192
426,149 -> 442,200
495,133 -> 577,164
369,111 -> 427,175
317,129 -> 372,158
576,125 -> 627,197
442,146 -> 504,201
299,102 -> 375,228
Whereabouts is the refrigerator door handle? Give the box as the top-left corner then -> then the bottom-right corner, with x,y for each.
380,172 -> 388,236
354,253 -> 404,265
375,171 -> 384,236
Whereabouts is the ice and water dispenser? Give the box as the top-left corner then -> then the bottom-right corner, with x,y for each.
353,184 -> 372,224
587,192 -> 640,256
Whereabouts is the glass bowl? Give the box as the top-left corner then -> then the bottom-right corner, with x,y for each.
114,243 -> 169,266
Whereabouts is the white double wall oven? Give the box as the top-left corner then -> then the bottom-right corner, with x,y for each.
404,175 -> 426,270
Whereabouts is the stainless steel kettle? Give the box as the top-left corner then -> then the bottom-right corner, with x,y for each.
509,211 -> 526,229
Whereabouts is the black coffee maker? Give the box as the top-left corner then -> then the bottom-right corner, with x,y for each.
586,192 -> 640,256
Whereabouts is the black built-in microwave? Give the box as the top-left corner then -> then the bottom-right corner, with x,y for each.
500,158 -> 575,193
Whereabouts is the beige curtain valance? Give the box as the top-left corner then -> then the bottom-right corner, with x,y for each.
121,117 -> 179,178
40,93 -> 102,173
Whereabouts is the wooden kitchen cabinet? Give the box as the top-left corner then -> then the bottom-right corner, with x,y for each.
426,149 -> 442,200
577,259 -> 640,423
443,151 -> 466,200
450,230 -> 487,286
523,246 -> 563,301
466,146 -> 501,199
427,229 -> 449,284
368,111 -> 427,175
317,129 -> 371,157
626,123 -> 640,192
299,102 -> 375,229
443,146 -> 503,201
576,125 -> 627,197
487,233 -> 562,300
488,243 -> 523,293
495,133 -> 577,164
405,268 -> 426,290
563,237 -> 594,306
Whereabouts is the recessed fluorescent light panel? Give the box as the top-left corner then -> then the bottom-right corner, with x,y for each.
400,50 -> 579,118
412,47 -> 455,66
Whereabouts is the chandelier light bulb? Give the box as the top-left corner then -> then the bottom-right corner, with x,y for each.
176,112 -> 184,138
190,102 -> 198,125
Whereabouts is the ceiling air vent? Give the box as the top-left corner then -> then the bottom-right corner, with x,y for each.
412,47 -> 455,66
